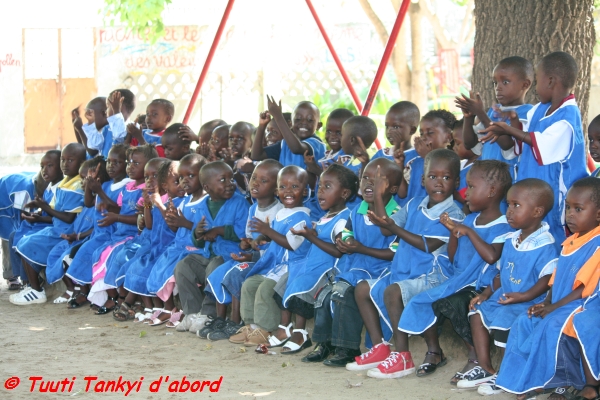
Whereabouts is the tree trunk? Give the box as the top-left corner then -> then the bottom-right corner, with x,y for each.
472,0 -> 595,128
409,2 -> 428,112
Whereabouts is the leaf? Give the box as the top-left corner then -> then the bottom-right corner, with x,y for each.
139,330 -> 146,338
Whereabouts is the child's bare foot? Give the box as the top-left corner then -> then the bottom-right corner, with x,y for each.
450,359 -> 479,385
577,384 -> 600,399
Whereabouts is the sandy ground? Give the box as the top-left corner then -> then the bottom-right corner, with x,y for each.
0,279 -> 525,400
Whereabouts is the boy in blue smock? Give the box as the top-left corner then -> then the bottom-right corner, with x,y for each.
125,99 -> 173,149
305,158 -> 400,366
456,179 -> 558,392
11,143 -> 87,305
456,56 -> 534,182
349,149 -> 465,379
480,52 -> 588,243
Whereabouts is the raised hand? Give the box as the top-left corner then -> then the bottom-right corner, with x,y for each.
414,136 -> 433,158
84,108 -> 95,125
392,141 -> 406,168
366,210 -> 395,228
454,91 -> 485,118
354,136 -> 370,165
259,111 -> 272,127
249,216 -> 271,236
165,208 -> 190,229
266,95 -> 283,117
478,121 -> 510,144
372,165 -> 389,198
127,123 -> 144,141
107,91 -> 124,117
72,106 -> 83,128
196,142 -> 210,158
194,216 -> 208,239
179,125 -> 199,143
220,147 -> 236,164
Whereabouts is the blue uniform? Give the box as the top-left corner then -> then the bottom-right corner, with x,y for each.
15,176 -> 84,268
399,214 -> 512,335
11,182 -> 57,253
279,136 -> 326,171
122,196 -> 184,295
470,224 -> 557,332
65,179 -> 130,284
516,96 -> 587,243
0,172 -> 36,240
573,283 -> 600,379
496,230 -> 600,395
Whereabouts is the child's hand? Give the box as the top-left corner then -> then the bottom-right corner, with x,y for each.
250,236 -> 269,251
469,292 -> 490,310
196,142 -> 210,158
527,302 -> 546,318
259,111 -> 272,127
454,91 -> 485,119
137,213 -> 146,231
266,95 -> 283,118
303,150 -> 316,167
414,136 -> 433,158
478,122 -> 511,144
236,157 -> 255,174
84,108 -> 95,125
290,225 -> 317,238
178,125 -> 199,143
194,216 -> 208,238
202,227 -> 222,242
366,210 -> 395,228
61,233 -> 77,243
98,212 -> 118,227
354,136 -> 370,165
127,123 -> 144,141
392,141 -> 406,169
107,91 -> 123,117
439,212 -> 456,231
372,165 -> 389,198
21,212 -> 41,223
249,217 -> 271,236
165,208 -> 188,229
72,106 -> 83,128
231,252 -> 252,262
335,237 -> 363,254
220,147 -> 236,164
497,292 -> 526,305
240,238 -> 252,250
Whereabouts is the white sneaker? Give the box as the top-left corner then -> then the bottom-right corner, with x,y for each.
188,314 -> 209,334
477,375 -> 503,396
9,285 -> 30,301
10,287 -> 47,305
176,313 -> 200,332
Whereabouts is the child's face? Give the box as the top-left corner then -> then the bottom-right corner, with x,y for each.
464,169 -> 491,213
265,120 -> 283,146
317,171 -> 349,211
209,130 -> 229,159
534,65 -> 553,104
106,149 -> 127,180
292,104 -> 321,140
422,159 -> 459,206
277,171 -> 307,208
419,118 -> 451,151
144,161 -> 162,194
162,135 -> 189,161
86,103 -> 108,129
79,167 -> 89,191
360,162 -> 395,205
588,123 -> 600,163
565,187 -> 600,236
178,162 -> 202,196
249,164 -> 278,201
163,168 -> 184,199
493,66 -> 529,107
145,104 -> 171,132
385,111 -> 414,146
505,186 -> 540,230
228,129 -> 251,158
325,118 -> 344,153
340,125 -> 354,156
40,154 -> 61,183
60,149 -> 83,178
204,167 -> 236,201
452,126 -> 473,160
126,152 -> 147,181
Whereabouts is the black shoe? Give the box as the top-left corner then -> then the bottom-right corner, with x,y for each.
197,317 -> 227,339
322,347 -> 361,367
302,342 -> 335,363
207,320 -> 244,341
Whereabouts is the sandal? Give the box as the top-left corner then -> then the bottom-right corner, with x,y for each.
95,296 -> 119,315
7,277 -> 22,291
67,291 -> 90,309
450,359 -> 479,385
113,302 -> 136,322
267,323 -> 292,348
416,351 -> 447,377
149,309 -> 173,327
166,310 -> 184,328
548,387 -> 580,400
517,388 -> 555,400
53,290 -> 73,304
144,308 -> 163,324
281,329 -> 313,355
134,308 -> 154,323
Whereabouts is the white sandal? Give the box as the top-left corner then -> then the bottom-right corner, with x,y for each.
281,329 -> 313,355
143,308 -> 163,324
53,290 -> 73,304
267,323 -> 292,347
134,308 -> 153,323
166,310 -> 184,328
149,309 -> 172,327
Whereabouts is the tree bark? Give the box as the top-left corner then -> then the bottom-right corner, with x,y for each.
410,2 -> 428,112
472,0 -> 595,127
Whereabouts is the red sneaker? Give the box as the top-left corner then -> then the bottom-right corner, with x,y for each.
345,342 -> 391,371
367,351 -> 415,379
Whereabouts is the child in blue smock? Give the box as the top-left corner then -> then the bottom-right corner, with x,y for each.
202,159 -> 283,338
11,143 -> 87,305
125,99 -> 173,156
398,160 -> 513,385
456,179 -> 558,391
495,177 -> 600,398
46,157 -> 109,302
479,52 -> 588,244
305,158 -> 400,366
349,149 -> 464,379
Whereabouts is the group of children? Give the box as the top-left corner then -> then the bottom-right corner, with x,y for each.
2,50 -> 600,400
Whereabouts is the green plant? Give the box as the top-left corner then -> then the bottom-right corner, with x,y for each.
102,0 -> 171,43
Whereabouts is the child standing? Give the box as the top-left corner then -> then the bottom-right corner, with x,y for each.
349,149 -> 465,378
11,143 -> 87,305
305,158 -> 400,366
456,179 -> 558,392
495,178 -> 600,399
480,52 -> 588,243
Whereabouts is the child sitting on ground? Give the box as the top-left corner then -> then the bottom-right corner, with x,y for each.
349,149 -> 465,379
126,99 -> 174,148
223,166 -> 312,347
496,178 -> 600,400
46,157 -> 108,303
272,164 -> 357,354
456,179 -> 558,394
399,160 -> 512,385
305,158 -> 399,366
201,159 -> 283,338
160,124 -> 192,161
480,52 -> 588,243
11,143 -> 87,305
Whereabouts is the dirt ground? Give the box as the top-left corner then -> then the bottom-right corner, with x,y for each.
0,279 -> 527,400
